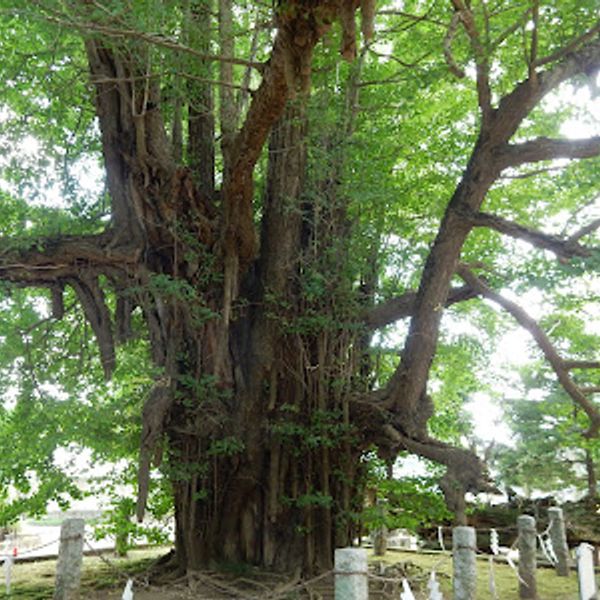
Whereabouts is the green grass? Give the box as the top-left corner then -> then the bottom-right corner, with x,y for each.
3,546 -> 585,599
369,548 -> 580,599
6,548 -> 163,599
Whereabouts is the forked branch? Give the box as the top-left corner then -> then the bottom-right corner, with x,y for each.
457,266 -> 600,437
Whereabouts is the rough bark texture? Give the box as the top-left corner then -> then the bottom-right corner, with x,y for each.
1,1 -> 600,577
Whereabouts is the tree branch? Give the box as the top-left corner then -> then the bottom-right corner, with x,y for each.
450,1 -> 493,122
497,136 -> 600,170
69,275 -> 116,379
567,218 -> 600,244
34,8 -> 264,70
443,11 -> 466,78
364,285 -> 478,330
0,232 -> 137,284
467,210 -> 593,259
533,21 -> 600,68
581,386 -> 600,395
489,38 -> 600,143
564,360 -> 600,370
457,266 -> 600,437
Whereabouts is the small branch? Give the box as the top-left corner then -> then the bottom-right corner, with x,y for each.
457,266 -> 600,437
466,210 -> 592,259
498,136 -> 600,170
367,47 -> 430,69
443,12 -> 466,78
533,21 -> 600,68
451,1 -> 493,122
490,8 -> 532,50
581,386 -> 600,394
376,9 -> 446,27
364,285 -> 478,330
38,11 -> 264,71
500,165 -> 565,180
91,72 -> 253,93
567,217 -> 600,244
529,0 -> 539,77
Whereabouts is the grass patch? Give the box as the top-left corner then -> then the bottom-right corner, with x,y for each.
7,547 -> 166,599
4,546 -> 584,598
370,548 -> 579,599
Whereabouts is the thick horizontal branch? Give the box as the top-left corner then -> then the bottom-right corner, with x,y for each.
0,231 -> 137,284
564,360 -> 600,370
364,285 -> 478,330
382,424 -> 496,494
497,136 -> 600,170
467,211 -> 592,259
457,266 -> 600,437
581,386 -> 600,395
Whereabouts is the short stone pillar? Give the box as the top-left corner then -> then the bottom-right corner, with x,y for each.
335,547 -> 368,600
54,518 -> 85,600
372,499 -> 388,556
518,515 -> 538,599
548,507 -> 570,576
453,526 -> 477,600
576,543 -> 598,600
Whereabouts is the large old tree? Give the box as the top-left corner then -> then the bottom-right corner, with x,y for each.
1,0 -> 599,573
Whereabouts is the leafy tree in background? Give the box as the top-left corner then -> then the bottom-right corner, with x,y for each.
0,0 -> 599,574
494,351 -> 599,500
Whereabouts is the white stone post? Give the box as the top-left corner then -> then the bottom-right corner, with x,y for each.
54,518 -> 85,600
548,507 -> 570,576
335,547 -> 368,600
518,515 -> 538,599
577,543 -> 598,600
453,526 -> 477,600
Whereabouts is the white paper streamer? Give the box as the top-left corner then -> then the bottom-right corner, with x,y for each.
438,525 -> 446,552
427,570 -> 443,600
401,578 -> 416,600
122,577 -> 134,599
490,528 -> 500,556
2,555 -> 13,594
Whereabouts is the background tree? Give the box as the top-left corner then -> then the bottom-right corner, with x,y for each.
0,0 -> 599,575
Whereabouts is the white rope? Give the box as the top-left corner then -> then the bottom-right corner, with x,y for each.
11,537 -> 61,557
538,533 -> 557,565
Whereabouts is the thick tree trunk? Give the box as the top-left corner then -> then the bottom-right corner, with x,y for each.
159,101 -> 367,574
